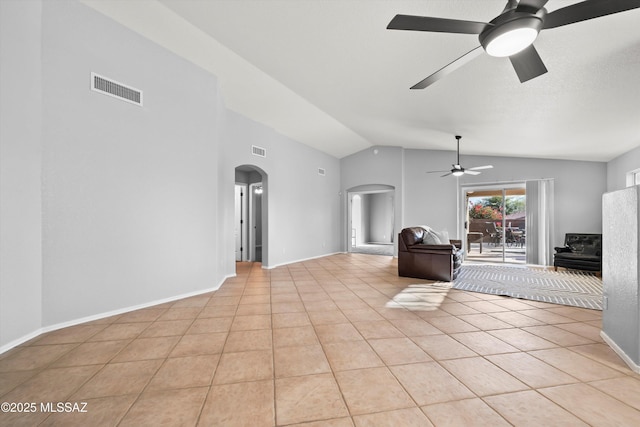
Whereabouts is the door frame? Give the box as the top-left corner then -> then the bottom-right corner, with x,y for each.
248,182 -> 262,261
459,181 -> 526,263
234,164 -> 268,269
234,183 -> 248,261
346,184 -> 395,253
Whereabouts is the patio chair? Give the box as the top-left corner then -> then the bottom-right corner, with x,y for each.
485,222 -> 501,246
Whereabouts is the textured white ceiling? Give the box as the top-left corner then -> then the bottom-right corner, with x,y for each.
82,0 -> 640,161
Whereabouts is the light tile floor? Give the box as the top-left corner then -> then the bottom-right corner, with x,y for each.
1,254 -> 640,426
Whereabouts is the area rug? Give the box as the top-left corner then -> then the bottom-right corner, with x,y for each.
445,263 -> 603,310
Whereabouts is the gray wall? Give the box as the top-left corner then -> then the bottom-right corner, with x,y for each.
368,192 -> 394,243
221,110 -> 341,269
2,0 -> 635,352
359,194 -> 371,243
0,0 -> 342,350
607,145 -> 640,192
457,154 -> 606,248
602,185 -> 640,367
39,1 -> 222,326
0,0 -> 43,347
235,169 -> 263,185
403,149 -> 459,235
343,147 -> 607,250
341,146 -> 403,251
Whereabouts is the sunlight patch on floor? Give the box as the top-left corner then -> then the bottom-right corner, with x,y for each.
385,283 -> 451,311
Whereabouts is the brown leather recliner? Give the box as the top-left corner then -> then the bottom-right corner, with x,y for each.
398,227 -> 464,282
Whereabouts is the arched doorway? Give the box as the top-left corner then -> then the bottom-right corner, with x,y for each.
347,184 -> 395,256
235,165 -> 268,267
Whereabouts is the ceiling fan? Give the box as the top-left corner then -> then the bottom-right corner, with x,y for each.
387,0 -> 640,89
427,136 -> 493,177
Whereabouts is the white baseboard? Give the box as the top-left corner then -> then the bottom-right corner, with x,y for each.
600,330 -> 640,374
264,251 -> 344,269
0,274 -> 234,355
0,330 -> 44,356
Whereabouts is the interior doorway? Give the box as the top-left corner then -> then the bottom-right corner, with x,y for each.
235,165 -> 267,265
463,184 -> 526,264
234,184 -> 247,261
249,183 -> 263,262
351,195 -> 362,247
347,184 -> 395,256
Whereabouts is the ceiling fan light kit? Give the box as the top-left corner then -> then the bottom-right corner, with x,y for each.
480,12 -> 544,57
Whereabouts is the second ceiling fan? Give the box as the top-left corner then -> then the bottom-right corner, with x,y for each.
427,136 -> 493,177
387,0 -> 640,89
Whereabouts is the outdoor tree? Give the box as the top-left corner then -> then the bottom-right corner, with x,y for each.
468,196 -> 525,219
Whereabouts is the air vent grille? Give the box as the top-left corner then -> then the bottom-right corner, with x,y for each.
252,145 -> 266,158
318,168 -> 326,176
91,72 -> 142,106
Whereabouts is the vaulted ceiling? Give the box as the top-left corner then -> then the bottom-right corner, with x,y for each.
82,0 -> 640,161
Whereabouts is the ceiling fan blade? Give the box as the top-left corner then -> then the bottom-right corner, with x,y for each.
543,0 -> 640,30
411,46 -> 484,89
387,14 -> 489,34
509,45 -> 548,83
502,0 -> 519,12
440,172 -> 453,177
464,170 -> 481,175
468,165 -> 493,171
426,170 -> 450,174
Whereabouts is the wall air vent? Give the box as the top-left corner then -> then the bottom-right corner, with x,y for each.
91,72 -> 143,106
318,168 -> 326,176
252,145 -> 266,158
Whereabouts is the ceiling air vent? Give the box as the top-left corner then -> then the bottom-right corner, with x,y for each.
252,145 -> 266,158
91,72 -> 143,106
318,168 -> 326,176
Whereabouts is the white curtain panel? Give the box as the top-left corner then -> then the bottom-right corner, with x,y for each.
525,179 -> 555,266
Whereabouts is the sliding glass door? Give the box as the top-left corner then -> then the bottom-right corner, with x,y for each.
463,184 -> 526,264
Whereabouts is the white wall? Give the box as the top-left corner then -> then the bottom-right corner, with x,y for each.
458,154 -> 606,247
220,111 -> 342,269
39,0 -> 222,326
403,149 -> 459,236
359,194 -> 371,243
0,0 -> 622,351
341,146 -> 404,251
351,195 -> 363,246
369,192 -> 394,243
607,145 -> 640,192
0,0 -> 44,348
602,185 -> 640,368
343,147 -> 606,250
1,0 -> 344,350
